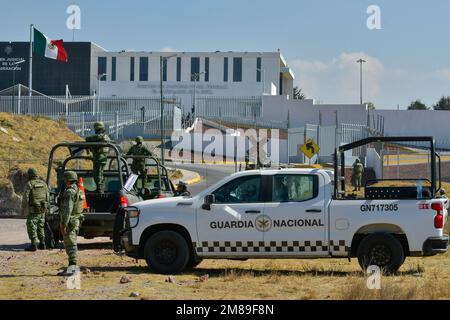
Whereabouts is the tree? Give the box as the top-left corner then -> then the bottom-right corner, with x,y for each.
433,96 -> 450,110
365,102 -> 375,110
293,86 -> 306,100
407,100 -> 428,110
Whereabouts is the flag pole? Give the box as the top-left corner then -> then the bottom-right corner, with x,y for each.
28,24 -> 34,114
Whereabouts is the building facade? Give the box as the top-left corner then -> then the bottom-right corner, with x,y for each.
92,50 -> 295,112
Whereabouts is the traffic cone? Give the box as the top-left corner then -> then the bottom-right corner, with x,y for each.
78,177 -> 89,211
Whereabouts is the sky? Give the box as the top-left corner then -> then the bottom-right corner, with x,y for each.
2,0 -> 450,109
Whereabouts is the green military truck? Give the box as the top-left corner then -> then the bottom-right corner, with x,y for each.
45,141 -> 175,246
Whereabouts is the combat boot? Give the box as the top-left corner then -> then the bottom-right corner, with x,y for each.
25,243 -> 37,252
57,265 -> 79,276
38,242 -> 46,250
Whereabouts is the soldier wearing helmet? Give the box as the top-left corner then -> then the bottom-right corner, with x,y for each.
352,158 -> 364,191
22,168 -> 49,252
126,136 -> 153,188
85,121 -> 110,193
57,171 -> 85,276
174,181 -> 191,197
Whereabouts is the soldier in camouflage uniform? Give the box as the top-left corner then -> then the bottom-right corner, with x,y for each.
85,122 -> 110,193
352,158 -> 364,191
22,168 -> 49,251
126,136 -> 153,186
57,171 -> 85,276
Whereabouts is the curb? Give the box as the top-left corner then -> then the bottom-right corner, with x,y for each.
184,172 -> 202,185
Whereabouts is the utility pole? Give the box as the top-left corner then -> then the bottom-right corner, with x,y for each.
356,59 -> 366,105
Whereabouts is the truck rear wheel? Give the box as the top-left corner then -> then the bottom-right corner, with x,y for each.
144,231 -> 190,274
357,233 -> 404,274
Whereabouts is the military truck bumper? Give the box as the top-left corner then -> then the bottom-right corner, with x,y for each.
422,235 -> 449,256
121,230 -> 138,258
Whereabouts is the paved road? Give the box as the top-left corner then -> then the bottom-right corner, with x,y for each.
170,163 -> 237,195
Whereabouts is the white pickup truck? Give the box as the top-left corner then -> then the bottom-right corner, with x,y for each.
113,137 -> 449,274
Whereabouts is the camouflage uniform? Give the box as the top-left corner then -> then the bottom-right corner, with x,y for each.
126,136 -> 152,181
352,159 -> 364,191
85,122 -> 110,192
22,168 -> 49,251
59,171 -> 85,267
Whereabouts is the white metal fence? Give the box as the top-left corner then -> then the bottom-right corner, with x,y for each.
0,95 -> 181,140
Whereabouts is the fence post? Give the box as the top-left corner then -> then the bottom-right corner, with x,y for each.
81,112 -> 85,137
115,111 -> 119,140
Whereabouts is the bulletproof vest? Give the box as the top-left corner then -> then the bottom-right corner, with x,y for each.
354,163 -> 364,175
68,184 -> 85,216
29,179 -> 48,210
86,133 -> 110,156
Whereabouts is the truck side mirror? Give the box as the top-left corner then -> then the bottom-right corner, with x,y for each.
202,194 -> 215,211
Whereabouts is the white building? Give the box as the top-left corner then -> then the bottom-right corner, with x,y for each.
91,49 -> 295,112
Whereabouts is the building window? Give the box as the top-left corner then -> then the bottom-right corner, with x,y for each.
205,57 -> 209,82
111,57 -> 116,81
139,57 -> 148,81
191,57 -> 200,81
98,57 -> 107,81
163,57 -> 168,82
224,57 -> 228,82
176,57 -> 181,82
130,57 -> 135,81
256,57 -> 261,82
279,73 -> 283,95
233,57 -> 242,82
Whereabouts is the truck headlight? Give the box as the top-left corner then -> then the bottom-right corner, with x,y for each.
125,207 -> 140,228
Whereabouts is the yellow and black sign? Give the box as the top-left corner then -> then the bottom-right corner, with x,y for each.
300,139 -> 320,159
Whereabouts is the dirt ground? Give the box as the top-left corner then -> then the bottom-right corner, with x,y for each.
1,219 -> 450,300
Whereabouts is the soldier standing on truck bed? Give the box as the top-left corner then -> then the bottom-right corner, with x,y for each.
57,171 -> 85,276
126,136 -> 153,187
22,168 -> 49,251
85,122 -> 110,193
352,158 -> 364,191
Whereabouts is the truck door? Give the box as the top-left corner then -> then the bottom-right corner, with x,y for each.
196,174 -> 264,257
263,173 -> 327,257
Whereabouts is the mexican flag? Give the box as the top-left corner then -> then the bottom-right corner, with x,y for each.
33,28 -> 68,62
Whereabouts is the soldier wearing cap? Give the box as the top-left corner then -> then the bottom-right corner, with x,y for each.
57,171 -> 85,276
85,122 -> 110,193
22,168 -> 49,251
174,181 -> 191,197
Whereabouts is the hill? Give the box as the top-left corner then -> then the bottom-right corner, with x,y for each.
0,113 -> 82,214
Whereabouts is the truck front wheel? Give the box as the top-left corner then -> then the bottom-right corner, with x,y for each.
357,233 -> 404,274
144,231 -> 190,274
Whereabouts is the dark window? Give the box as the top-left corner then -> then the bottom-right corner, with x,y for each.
163,57 -> 167,82
205,57 -> 209,82
98,57 -> 107,81
224,57 -> 228,82
111,57 -> 116,81
233,57 -> 242,82
212,175 -> 262,203
256,57 -> 261,82
139,57 -> 148,81
279,72 -> 283,95
176,57 -> 181,82
271,175 -> 318,203
130,57 -> 135,81
191,57 -> 200,81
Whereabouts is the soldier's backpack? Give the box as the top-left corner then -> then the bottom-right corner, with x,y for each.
29,179 -> 48,211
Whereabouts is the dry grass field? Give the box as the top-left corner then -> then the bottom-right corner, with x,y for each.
1,239 -> 450,300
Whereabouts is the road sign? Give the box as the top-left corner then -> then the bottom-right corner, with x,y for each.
300,139 -> 320,159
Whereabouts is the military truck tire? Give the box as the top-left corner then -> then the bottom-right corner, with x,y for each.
357,233 -> 404,274
186,257 -> 203,269
144,230 -> 190,274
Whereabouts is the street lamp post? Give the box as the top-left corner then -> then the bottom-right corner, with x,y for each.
356,59 -> 366,105
96,73 -> 107,115
11,59 -> 25,114
160,54 -> 177,165
191,72 -> 205,117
